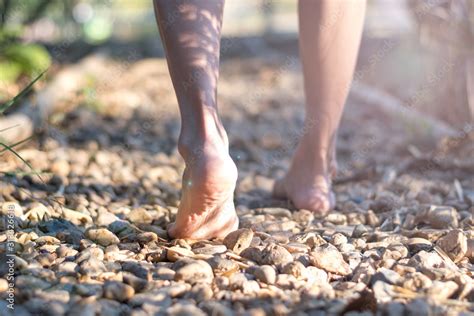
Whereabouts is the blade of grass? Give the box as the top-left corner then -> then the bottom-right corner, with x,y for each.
0,135 -> 32,153
0,68 -> 48,114
0,123 -> 20,133
0,141 -> 43,182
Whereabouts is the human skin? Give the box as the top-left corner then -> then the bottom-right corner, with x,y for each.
153,0 -> 366,239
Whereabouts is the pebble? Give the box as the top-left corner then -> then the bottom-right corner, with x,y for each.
435,229 -> 467,263
310,244 -> 351,275
79,258 -> 107,277
62,208 -> 93,225
127,208 -> 153,225
86,228 -> 120,246
282,261 -> 307,280
352,224 -> 369,238
261,244 -> 293,266
103,281 -> 135,302
253,265 -> 276,284
371,267 -> 402,285
223,228 -> 254,254
423,205 -> 459,229
407,251 -> 445,270
406,238 -> 432,253
123,271 -> 148,292
174,260 -> 214,284
193,244 -> 227,255
207,256 -> 239,275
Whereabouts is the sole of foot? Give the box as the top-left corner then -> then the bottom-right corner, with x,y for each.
167,153 -> 239,240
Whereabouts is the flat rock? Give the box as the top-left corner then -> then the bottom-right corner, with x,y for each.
103,281 -> 135,302
127,208 -> 153,225
174,260 -> 214,284
436,230 -> 467,263
86,228 -> 120,246
253,265 -> 276,284
261,244 -> 293,266
223,228 -> 254,254
310,244 -> 351,276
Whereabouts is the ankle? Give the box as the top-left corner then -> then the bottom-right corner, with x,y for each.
178,133 -> 230,164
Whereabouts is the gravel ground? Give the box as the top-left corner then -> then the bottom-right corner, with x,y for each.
0,56 -> 473,315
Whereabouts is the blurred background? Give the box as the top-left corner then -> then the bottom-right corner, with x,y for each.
0,0 -> 472,126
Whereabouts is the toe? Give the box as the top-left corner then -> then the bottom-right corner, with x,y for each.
293,191 -> 334,217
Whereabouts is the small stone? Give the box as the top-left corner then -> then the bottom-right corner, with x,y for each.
436,230 -> 467,263
86,228 -> 120,246
56,245 -> 78,259
282,261 -> 307,280
261,244 -> 293,266
63,208 -> 93,226
51,159 -> 70,177
207,256 -> 239,275
103,281 -> 135,302
155,267 -> 175,280
423,205 -> 458,229
352,224 -> 369,238
174,260 -> 214,284
366,210 -> 380,227
96,212 -> 120,226
79,258 -> 107,277
292,209 -> 314,225
310,244 -> 351,275
427,280 -> 459,300
167,303 -> 206,316
467,239 -> 474,261
371,267 -> 402,285
331,233 -> 348,246
76,247 -> 105,262
229,272 -> 248,290
406,238 -> 432,253
74,283 -> 103,297
253,265 -> 276,284
55,261 -> 78,276
372,280 -> 395,303
185,283 -> 214,302
242,280 -> 260,294
405,298 -> 430,315
240,247 -> 263,263
223,228 -> 254,254
306,266 -> 328,284
193,244 -> 227,255
146,248 -> 167,263
127,208 -> 153,225
408,250 -> 445,270
123,271 -> 148,292
121,261 -> 150,280
166,246 -> 194,262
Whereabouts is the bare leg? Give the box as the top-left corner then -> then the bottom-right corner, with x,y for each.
274,0 -> 365,215
153,0 -> 238,239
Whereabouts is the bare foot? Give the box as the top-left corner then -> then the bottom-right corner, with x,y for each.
273,136 -> 335,216
168,149 -> 239,240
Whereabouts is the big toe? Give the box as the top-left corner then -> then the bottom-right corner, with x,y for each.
293,191 -> 335,217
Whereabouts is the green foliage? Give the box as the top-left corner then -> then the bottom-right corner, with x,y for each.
0,43 -> 51,83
